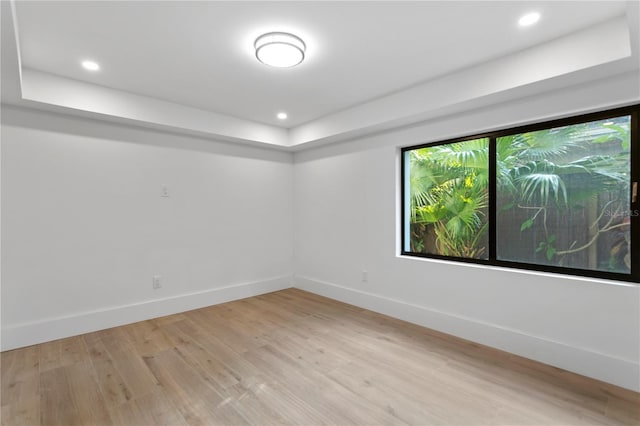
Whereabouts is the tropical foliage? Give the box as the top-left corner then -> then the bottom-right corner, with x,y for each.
406,116 -> 631,272
408,138 -> 489,258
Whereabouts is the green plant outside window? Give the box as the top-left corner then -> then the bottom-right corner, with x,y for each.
406,138 -> 489,259
496,117 -> 631,273
403,109 -> 636,281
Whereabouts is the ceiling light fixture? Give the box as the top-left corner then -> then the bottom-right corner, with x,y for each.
81,60 -> 100,71
255,32 -> 306,68
518,12 -> 540,27
277,112 -> 288,120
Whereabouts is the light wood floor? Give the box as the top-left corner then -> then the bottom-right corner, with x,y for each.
2,289 -> 639,426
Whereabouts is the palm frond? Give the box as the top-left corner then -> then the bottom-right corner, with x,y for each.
516,172 -> 567,205
514,128 -> 580,161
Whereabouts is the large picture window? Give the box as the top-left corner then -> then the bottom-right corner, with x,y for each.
402,106 -> 639,282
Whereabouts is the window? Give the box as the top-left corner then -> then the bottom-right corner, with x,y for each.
402,106 -> 639,282
404,138 -> 489,259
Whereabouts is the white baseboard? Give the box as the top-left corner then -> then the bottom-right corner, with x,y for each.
1,275 -> 293,351
294,275 -> 640,392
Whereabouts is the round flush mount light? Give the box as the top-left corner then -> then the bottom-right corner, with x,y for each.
255,32 -> 306,68
518,12 -> 540,27
277,112 -> 288,120
81,60 -> 100,71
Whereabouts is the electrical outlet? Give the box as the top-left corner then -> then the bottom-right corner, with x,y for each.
152,275 -> 162,289
361,270 -> 368,283
161,185 -> 170,197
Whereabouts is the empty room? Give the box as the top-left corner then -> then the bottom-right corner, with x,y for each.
1,1 -> 639,425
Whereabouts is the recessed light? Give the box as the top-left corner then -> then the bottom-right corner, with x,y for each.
277,112 -> 288,120
518,12 -> 540,27
81,60 -> 100,71
255,32 -> 306,68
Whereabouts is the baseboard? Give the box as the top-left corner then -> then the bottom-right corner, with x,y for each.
294,275 -> 640,392
1,275 -> 293,351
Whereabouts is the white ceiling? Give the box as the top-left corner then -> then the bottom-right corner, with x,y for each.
2,1 -> 639,149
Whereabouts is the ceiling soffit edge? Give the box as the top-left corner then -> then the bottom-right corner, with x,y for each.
3,8 -> 638,151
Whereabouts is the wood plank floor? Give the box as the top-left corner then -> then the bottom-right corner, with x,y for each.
2,288 -> 639,425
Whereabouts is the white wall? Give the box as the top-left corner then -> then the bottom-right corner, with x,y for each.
1,106 -> 294,350
293,72 -> 640,392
